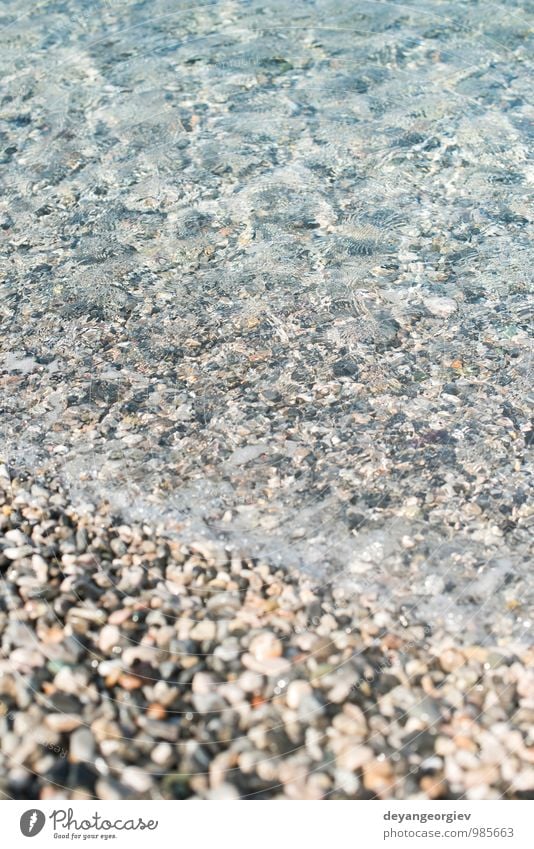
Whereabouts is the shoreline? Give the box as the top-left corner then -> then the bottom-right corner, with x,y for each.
1,469 -> 532,800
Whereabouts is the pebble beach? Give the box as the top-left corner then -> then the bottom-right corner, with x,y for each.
0,0 -> 533,800
1,471 -> 533,800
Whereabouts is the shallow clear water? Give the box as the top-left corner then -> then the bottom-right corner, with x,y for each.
1,1 -> 532,637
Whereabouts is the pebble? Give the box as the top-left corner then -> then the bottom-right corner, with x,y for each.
70,727 -> 96,763
286,680 -> 312,709
3,545 -> 33,560
439,649 -> 465,673
98,625 -> 120,654
122,767 -> 153,794
45,714 -> 83,733
336,744 -> 374,772
249,632 -> 283,661
423,296 -> 458,318
0,475 -> 530,802
190,620 -> 217,641
151,742 -> 173,766
363,759 -> 395,797
242,653 -> 291,676
192,672 -> 217,696
68,608 -> 107,625
4,530 -> 30,545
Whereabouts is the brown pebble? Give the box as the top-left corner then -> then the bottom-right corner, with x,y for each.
420,775 -> 447,799
363,759 -> 395,797
454,734 -> 478,752
118,673 -> 143,690
146,703 -> 167,720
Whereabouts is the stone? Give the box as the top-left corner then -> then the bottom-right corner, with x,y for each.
423,296 -> 458,318
190,620 -> 216,641
121,766 -> 153,794
439,649 -> 465,673
45,714 -> 83,733
98,625 -> 120,654
3,545 -> 33,559
249,632 -> 283,661
70,727 -> 96,763
363,759 -> 395,796
151,742 -> 173,766
286,680 -> 312,709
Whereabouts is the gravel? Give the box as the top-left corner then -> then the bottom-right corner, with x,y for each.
0,471 -> 532,800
